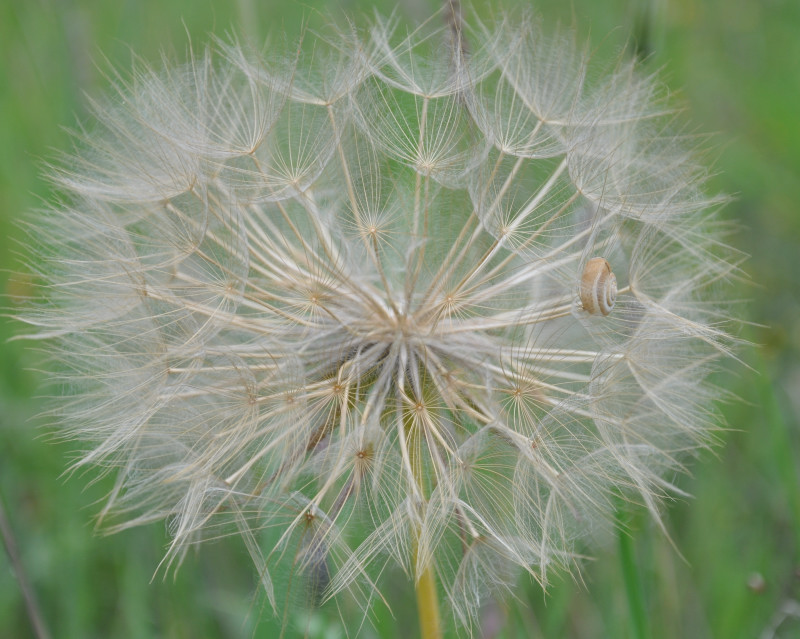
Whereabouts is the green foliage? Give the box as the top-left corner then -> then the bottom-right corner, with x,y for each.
1,0 -> 797,637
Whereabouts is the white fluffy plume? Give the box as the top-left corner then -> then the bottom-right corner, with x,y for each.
21,7 -> 739,631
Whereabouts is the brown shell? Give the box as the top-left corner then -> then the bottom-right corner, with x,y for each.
580,257 -> 617,315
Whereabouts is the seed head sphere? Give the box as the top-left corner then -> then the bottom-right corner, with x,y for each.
24,9 -> 738,630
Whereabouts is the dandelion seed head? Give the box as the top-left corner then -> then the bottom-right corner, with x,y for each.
23,6 -> 740,632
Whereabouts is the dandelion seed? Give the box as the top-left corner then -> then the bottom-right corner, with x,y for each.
21,5 -> 740,636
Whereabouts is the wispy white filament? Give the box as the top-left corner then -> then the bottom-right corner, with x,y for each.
22,8 -> 740,632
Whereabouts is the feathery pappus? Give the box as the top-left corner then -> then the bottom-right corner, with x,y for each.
20,5 -> 740,634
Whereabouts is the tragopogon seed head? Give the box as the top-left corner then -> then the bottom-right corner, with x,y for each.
22,7 -> 739,632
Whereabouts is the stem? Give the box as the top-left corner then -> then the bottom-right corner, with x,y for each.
406,398 -> 443,639
0,492 -> 52,639
617,509 -> 649,639
414,557 -> 442,639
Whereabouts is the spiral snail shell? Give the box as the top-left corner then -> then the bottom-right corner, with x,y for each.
580,257 -> 617,316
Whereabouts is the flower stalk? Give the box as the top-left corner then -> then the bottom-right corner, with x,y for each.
415,558 -> 443,639
408,397 -> 443,639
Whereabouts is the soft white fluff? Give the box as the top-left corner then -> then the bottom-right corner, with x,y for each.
22,8 -> 740,631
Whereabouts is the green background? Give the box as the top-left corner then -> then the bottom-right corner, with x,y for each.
1,0 -> 798,637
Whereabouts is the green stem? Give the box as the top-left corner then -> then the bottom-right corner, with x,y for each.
414,554 -> 442,639
0,491 -> 52,639
407,407 -> 442,639
617,511 -> 649,639
756,356 -> 800,551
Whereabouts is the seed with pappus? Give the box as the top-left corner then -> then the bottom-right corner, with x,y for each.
21,6 -> 740,635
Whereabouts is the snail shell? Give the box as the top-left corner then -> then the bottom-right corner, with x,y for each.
580,257 -> 617,316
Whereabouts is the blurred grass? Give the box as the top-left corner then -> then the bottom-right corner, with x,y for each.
2,0 -> 799,637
